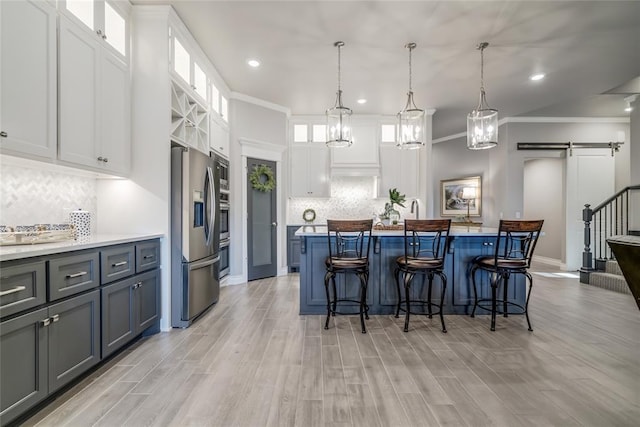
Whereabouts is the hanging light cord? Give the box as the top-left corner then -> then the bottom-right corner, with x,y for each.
337,43 -> 342,93
476,42 -> 491,111
408,44 -> 413,93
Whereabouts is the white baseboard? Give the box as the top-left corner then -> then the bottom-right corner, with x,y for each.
278,267 -> 289,276
224,274 -> 246,286
533,255 -> 567,270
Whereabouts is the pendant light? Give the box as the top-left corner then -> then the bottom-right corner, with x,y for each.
397,42 -> 425,149
326,41 -> 352,148
467,42 -> 498,150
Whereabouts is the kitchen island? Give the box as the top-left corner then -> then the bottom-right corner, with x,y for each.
295,225 -> 526,315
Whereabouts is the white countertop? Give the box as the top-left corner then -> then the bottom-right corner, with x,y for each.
0,233 -> 164,262
294,225 -> 500,237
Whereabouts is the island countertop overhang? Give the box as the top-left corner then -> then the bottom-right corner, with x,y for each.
295,225 -> 499,237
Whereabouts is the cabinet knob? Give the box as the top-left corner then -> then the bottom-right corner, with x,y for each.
41,318 -> 51,327
0,131 -> 7,138
96,29 -> 103,36
97,156 -> 104,162
51,314 -> 60,323
103,157 -> 108,163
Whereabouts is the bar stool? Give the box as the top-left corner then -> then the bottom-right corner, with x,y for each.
324,219 -> 373,334
394,219 -> 451,333
470,219 -> 544,331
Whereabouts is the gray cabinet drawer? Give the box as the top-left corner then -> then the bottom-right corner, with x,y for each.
1,260 -> 47,318
136,240 -> 160,273
101,245 -> 135,284
49,251 -> 100,301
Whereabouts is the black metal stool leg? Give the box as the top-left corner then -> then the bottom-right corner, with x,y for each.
503,272 -> 509,317
427,272 -> 434,319
394,268 -> 402,318
524,271 -> 534,331
439,272 -> 447,333
359,273 -> 367,334
324,271 -> 332,330
363,271 -> 370,320
470,265 -> 479,318
403,272 -> 413,332
331,276 -> 337,316
490,273 -> 498,331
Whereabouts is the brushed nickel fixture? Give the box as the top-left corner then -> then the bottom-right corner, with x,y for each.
326,41 -> 353,148
467,42 -> 498,150
397,42 -> 425,149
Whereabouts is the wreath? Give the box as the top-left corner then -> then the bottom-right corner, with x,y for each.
249,164 -> 276,192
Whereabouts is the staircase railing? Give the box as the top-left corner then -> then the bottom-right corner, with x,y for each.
582,185 -> 640,273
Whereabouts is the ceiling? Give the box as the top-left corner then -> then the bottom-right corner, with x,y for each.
130,0 -> 640,139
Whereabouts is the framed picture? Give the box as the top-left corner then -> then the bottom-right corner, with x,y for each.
440,176 -> 482,217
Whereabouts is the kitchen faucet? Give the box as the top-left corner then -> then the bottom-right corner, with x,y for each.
410,199 -> 419,219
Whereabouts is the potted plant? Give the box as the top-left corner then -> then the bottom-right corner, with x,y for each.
380,188 -> 406,225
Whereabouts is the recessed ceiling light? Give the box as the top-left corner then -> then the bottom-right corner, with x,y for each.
530,73 -> 545,81
357,99 -> 367,104
247,59 -> 260,68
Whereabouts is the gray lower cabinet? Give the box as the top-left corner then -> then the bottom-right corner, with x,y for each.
101,269 -> 159,358
100,245 -> 135,284
287,226 -> 301,272
0,308 -> 48,426
0,290 -> 100,425
0,260 -> 46,318
48,250 -> 100,301
48,289 -> 101,392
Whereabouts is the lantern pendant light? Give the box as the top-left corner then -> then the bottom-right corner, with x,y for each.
326,41 -> 352,148
467,42 -> 498,150
397,42 -> 425,149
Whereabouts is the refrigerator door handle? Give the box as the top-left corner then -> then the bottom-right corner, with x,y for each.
206,165 -> 216,247
189,255 -> 221,271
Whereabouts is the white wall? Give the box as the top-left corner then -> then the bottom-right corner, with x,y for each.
229,99 -> 289,283
524,158 -> 565,264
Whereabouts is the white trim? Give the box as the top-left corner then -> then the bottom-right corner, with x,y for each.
231,92 -> 291,116
502,116 -> 630,124
278,267 -> 289,276
533,255 -> 566,269
433,116 -> 631,144
225,274 -> 245,286
240,139 -> 286,284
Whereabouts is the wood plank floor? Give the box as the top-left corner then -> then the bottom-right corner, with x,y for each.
24,263 -> 640,426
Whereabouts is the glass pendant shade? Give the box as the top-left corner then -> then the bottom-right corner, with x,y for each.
397,92 -> 424,149
326,90 -> 353,147
326,41 -> 352,148
467,42 -> 498,150
397,43 -> 424,149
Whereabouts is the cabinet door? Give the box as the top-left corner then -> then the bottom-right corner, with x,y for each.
306,146 -> 330,197
135,240 -> 160,273
287,226 -> 301,272
99,51 -> 130,175
0,260 -> 46,318
58,15 -> 101,168
379,145 -> 418,198
0,308 -> 48,425
289,145 -> 309,197
452,237 -> 493,307
135,270 -> 159,334
101,277 -> 135,358
0,0 -> 57,159
48,290 -> 101,392
210,117 -> 230,157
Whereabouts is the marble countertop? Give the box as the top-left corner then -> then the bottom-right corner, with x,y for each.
0,233 -> 164,262
294,225 -> 500,237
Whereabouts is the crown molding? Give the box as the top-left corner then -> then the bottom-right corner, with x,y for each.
230,92 -> 291,117
433,115 -> 631,144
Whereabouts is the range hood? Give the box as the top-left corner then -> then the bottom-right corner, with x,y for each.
329,122 -> 380,176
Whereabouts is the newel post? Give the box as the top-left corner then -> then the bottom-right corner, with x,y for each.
582,204 -> 593,271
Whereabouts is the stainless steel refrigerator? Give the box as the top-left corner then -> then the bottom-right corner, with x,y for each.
171,146 -> 220,328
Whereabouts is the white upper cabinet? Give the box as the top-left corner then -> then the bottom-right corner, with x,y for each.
61,0 -> 129,61
290,145 -> 330,198
378,123 -> 418,198
0,0 -> 57,159
170,31 -> 209,106
171,81 -> 208,154
58,10 -> 130,175
289,118 -> 330,197
330,118 -> 380,176
210,115 -> 230,157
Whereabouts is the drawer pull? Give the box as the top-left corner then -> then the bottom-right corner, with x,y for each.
51,314 -> 60,323
66,271 -> 88,279
112,261 -> 128,267
0,286 -> 26,296
143,255 -> 155,260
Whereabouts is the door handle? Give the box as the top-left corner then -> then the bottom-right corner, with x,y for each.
112,261 -> 128,267
189,256 -> 220,270
272,222 -> 277,227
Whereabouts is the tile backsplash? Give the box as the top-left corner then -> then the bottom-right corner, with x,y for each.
0,163 -> 97,233
288,176 -> 412,224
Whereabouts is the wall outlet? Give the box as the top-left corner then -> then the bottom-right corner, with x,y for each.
515,211 -> 521,219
